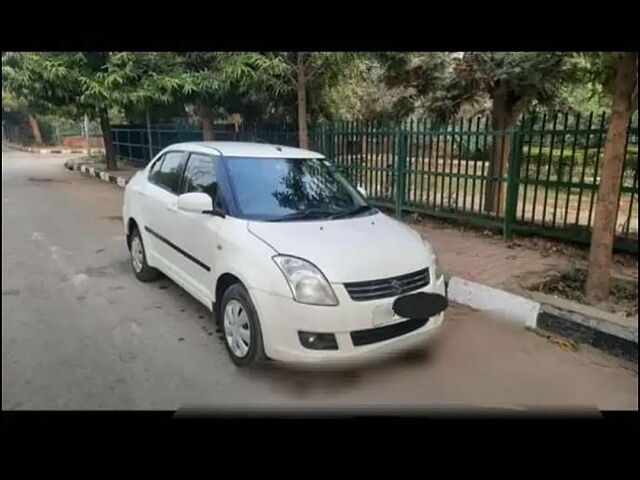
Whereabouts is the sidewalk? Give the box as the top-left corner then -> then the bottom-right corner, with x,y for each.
2,141 -> 103,155
408,216 -> 637,290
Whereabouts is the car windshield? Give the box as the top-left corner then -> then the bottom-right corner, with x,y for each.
224,157 -> 373,221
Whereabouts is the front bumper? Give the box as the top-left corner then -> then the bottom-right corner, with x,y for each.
249,272 -> 447,367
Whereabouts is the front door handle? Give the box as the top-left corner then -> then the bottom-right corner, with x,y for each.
165,204 -> 177,212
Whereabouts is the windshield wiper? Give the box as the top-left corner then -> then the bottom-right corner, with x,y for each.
266,209 -> 336,222
329,205 -> 374,219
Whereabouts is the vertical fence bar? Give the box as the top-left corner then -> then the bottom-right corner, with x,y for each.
530,114 -> 548,223
371,120 -> 378,199
395,128 -> 407,218
432,121 -> 441,208
470,117 -> 481,213
541,113 -> 559,226
387,122 -> 395,202
407,118 -> 415,205
587,112 -> 608,228
624,169 -> 637,237
441,121 -> 449,210
478,116 -> 489,215
425,119 -> 434,209
551,113 -> 570,227
614,118 -> 633,236
461,118 -> 472,212
146,109 -> 153,161
363,119 -> 370,192
503,127 -> 522,239
574,112 -> 594,226
357,121 -> 363,187
452,118 -> 461,210
127,129 -> 133,164
367,120 -> 374,198
622,114 -> 638,238
519,115 -> 536,221
562,113 -> 581,228
418,118 -> 427,208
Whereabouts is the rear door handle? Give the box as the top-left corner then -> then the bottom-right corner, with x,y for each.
165,205 -> 177,212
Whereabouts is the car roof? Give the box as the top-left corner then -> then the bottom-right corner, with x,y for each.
163,141 -> 325,159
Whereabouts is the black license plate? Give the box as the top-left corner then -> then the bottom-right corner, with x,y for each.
392,292 -> 448,319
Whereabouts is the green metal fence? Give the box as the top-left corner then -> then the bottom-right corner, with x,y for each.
112,112 -> 639,252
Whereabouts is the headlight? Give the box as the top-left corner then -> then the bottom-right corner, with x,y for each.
272,255 -> 339,306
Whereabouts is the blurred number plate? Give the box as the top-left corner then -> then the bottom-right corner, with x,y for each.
371,304 -> 405,327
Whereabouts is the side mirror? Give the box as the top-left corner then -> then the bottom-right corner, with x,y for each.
357,185 -> 368,198
177,192 -> 213,214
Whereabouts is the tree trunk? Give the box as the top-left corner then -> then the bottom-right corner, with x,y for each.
99,110 -> 117,171
27,114 -> 43,144
297,53 -> 309,149
484,90 -> 515,215
585,52 -> 638,302
196,102 -> 216,141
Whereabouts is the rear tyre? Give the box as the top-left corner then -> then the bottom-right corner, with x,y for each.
129,226 -> 161,282
220,283 -> 266,367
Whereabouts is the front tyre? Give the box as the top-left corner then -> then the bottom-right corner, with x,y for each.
220,284 -> 266,367
129,226 -> 161,282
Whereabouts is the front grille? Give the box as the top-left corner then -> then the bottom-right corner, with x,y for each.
351,318 -> 429,346
343,268 -> 430,301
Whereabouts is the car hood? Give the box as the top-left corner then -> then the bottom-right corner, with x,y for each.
247,212 -> 434,283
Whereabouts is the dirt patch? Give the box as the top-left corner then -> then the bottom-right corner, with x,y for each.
529,265 -> 638,318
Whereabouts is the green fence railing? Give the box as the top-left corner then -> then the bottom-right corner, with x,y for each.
112,112 -> 639,253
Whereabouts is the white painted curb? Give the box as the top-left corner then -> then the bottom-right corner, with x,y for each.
116,177 -> 127,188
447,277 -> 541,328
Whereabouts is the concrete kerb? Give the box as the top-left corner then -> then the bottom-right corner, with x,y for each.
447,276 -> 638,362
64,158 -> 132,189
447,277 -> 540,328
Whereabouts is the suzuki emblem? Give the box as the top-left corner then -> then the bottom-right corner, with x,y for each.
390,279 -> 403,295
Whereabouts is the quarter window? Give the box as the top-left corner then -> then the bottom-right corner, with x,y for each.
181,153 -> 218,201
148,155 -> 164,183
154,151 -> 185,194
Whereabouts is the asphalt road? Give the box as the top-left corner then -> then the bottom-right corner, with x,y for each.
2,148 -> 637,411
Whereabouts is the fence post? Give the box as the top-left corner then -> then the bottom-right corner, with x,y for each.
395,128 -> 408,218
503,128 -> 522,239
146,109 -> 153,161
84,114 -> 91,157
326,123 -> 334,160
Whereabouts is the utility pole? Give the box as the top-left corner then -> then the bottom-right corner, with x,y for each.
84,114 -> 91,158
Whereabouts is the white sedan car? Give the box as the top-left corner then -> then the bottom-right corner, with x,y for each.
123,142 -> 447,367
